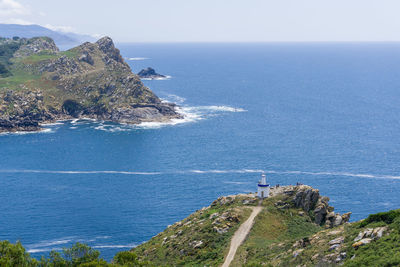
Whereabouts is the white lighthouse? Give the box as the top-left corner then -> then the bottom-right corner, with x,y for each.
257,173 -> 270,198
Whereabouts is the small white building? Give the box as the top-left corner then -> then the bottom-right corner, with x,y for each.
257,173 -> 270,198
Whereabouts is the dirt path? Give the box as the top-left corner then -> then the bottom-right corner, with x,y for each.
221,206 -> 263,267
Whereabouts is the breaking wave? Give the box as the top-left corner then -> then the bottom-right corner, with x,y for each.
93,101 -> 246,131
0,128 -> 54,136
0,94 -> 247,134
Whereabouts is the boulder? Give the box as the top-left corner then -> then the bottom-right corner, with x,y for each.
332,215 -> 343,227
328,236 -> 344,246
78,52 -> 94,65
189,240 -> 203,249
352,238 -> 372,249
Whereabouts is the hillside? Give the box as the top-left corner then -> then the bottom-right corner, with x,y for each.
132,185 -> 399,267
0,185 -> 400,266
0,24 -> 95,49
0,36 -> 181,132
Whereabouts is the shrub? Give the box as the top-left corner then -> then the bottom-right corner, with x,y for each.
359,210 -> 400,227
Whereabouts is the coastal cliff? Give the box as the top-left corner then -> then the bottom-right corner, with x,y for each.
0,36 -> 181,132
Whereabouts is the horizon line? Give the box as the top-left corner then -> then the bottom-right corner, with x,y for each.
115,40 -> 400,44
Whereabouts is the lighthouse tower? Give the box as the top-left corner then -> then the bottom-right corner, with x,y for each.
257,173 -> 270,198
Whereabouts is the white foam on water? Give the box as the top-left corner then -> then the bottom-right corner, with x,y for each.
0,128 -> 55,136
189,169 -> 263,174
27,248 -> 55,253
126,57 -> 148,61
28,239 -> 73,248
26,237 -> 75,253
26,236 -> 121,253
223,181 -> 251,185
2,168 -> 400,180
141,75 -> 171,81
130,103 -> 247,130
41,122 -> 65,126
161,94 -> 186,104
0,169 -> 161,175
0,93 -> 246,134
194,105 -> 247,112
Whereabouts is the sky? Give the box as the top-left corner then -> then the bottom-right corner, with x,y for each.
1,0 -> 400,42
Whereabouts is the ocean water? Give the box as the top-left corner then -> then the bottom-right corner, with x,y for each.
1,43 -> 400,259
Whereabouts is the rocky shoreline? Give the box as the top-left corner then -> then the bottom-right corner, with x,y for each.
0,90 -> 182,133
0,36 -> 181,133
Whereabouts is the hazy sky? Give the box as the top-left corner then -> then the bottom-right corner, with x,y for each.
1,0 -> 400,42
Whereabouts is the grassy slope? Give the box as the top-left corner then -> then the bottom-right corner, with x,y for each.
0,192 -> 399,266
234,207 -> 400,267
133,190 -> 400,267
132,193 -> 324,267
232,196 -> 322,267
133,195 -> 257,266
0,50 -> 75,93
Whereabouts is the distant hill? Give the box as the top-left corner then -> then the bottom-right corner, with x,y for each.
0,24 -> 95,50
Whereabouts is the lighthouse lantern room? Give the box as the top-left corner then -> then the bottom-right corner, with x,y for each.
257,173 -> 270,198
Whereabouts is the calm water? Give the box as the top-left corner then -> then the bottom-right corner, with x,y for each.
1,43 -> 400,259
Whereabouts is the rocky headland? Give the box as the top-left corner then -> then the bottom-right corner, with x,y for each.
0,36 -> 181,132
137,67 -> 167,80
1,184 -> 399,266
131,185 -> 398,266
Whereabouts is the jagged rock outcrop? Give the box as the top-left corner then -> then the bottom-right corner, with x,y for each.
271,185 -> 351,228
137,67 -> 167,79
0,36 -> 182,132
13,37 -> 59,57
0,90 -> 57,131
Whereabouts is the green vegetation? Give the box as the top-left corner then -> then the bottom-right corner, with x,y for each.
233,207 -> 400,266
343,209 -> 400,267
0,241 -> 152,267
0,40 -> 22,77
0,193 -> 400,267
359,209 -> 400,227
60,49 -> 79,59
231,199 -> 322,266
0,35 -> 178,133
133,195 -> 255,266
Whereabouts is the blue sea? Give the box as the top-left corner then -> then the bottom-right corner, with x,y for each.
1,43 -> 400,259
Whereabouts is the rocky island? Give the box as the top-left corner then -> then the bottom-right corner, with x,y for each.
137,67 -> 168,80
0,36 -> 181,133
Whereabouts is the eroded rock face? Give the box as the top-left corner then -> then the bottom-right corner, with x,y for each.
0,90 -> 57,132
292,186 -> 351,227
270,185 -> 351,228
96,36 -> 126,65
0,36 -> 182,132
293,188 -> 320,212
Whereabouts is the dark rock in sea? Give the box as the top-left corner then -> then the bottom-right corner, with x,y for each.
137,67 -> 167,79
